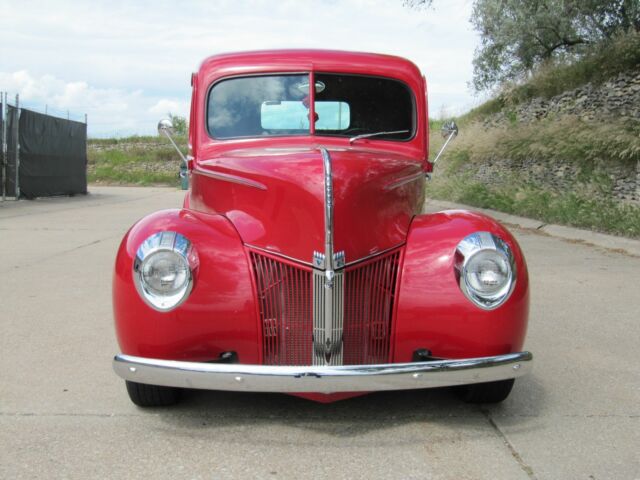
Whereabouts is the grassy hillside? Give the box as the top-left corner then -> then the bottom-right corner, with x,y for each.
428,33 -> 640,238
428,119 -> 640,238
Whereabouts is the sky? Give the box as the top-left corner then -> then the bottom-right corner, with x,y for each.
0,0 -> 482,137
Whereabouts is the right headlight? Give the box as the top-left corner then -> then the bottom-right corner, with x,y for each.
133,231 -> 198,311
455,232 -> 516,310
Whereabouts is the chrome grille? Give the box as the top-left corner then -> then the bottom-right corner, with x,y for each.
343,250 -> 401,365
250,249 -> 401,366
250,252 -> 313,366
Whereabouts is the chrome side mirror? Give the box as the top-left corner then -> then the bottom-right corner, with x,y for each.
157,118 -> 187,165
157,118 -> 175,136
441,120 -> 458,138
432,120 -> 459,165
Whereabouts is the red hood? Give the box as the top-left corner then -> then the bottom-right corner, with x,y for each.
189,146 -> 424,264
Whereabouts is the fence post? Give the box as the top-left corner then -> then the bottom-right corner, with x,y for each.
15,94 -> 20,200
2,92 -> 6,201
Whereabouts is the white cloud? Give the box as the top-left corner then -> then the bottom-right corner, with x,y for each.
0,0 -> 480,136
149,99 -> 188,117
0,70 -> 148,133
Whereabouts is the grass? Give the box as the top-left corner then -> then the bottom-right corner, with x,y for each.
88,134 -> 187,146
431,117 -> 640,166
428,115 -> 640,238
427,176 -> 640,238
87,140 -> 184,187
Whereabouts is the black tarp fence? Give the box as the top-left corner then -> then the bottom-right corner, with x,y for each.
0,103 -> 19,198
1,99 -> 87,199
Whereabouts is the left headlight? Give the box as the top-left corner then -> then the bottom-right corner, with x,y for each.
455,232 -> 516,310
133,231 -> 198,311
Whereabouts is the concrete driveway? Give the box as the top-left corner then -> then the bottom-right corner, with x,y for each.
1,186 -> 638,480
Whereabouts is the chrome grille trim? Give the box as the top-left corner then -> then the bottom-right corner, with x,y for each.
245,243 -> 313,267
312,269 -> 344,366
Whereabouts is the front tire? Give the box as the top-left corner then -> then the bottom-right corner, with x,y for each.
125,381 -> 181,407
456,379 -> 515,403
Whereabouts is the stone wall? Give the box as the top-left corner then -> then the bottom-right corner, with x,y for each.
458,155 -> 639,203
485,69 -> 640,126
469,69 -> 640,205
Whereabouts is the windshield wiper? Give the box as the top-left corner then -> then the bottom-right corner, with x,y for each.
349,130 -> 410,144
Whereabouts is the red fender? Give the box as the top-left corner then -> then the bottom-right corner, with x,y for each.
113,209 -> 261,363
392,210 -> 529,362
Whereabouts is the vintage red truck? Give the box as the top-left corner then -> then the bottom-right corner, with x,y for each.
112,49 -> 532,406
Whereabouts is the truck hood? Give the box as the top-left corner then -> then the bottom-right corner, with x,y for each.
190,146 -> 424,265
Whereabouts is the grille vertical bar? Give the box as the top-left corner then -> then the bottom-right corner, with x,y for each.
250,249 -> 401,366
312,270 -> 344,366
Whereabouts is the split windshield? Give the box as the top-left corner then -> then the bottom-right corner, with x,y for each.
207,73 -> 414,140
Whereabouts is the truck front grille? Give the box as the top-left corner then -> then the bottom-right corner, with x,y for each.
249,249 -> 401,366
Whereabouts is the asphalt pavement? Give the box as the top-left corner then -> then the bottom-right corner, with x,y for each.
1,186 -> 638,480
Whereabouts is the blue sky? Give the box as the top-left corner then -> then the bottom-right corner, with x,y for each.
0,0 -> 482,137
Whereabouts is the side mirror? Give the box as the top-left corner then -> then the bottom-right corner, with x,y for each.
432,120 -> 459,166
157,118 -> 175,136
441,120 -> 458,138
157,118 -> 188,165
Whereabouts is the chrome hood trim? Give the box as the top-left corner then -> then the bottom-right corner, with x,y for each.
312,148 -> 346,366
312,148 -> 345,270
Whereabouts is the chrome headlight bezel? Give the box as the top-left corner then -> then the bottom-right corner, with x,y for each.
454,232 -> 516,310
133,231 -> 198,312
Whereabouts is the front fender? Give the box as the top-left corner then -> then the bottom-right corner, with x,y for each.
393,210 -> 529,362
113,209 -> 260,363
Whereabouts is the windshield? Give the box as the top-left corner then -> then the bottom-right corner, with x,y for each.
314,74 -> 413,140
207,73 -> 414,140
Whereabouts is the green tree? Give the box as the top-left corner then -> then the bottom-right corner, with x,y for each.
406,0 -> 640,91
168,113 -> 187,136
471,0 -> 639,91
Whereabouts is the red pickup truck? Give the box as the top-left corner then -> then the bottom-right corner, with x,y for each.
112,50 -> 532,406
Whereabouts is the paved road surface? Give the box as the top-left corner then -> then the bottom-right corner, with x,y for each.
1,186 -> 638,479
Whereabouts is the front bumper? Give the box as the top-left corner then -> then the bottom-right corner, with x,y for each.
113,351 -> 533,394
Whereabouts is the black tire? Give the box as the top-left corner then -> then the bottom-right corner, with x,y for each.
456,378 -> 515,404
125,381 -> 181,407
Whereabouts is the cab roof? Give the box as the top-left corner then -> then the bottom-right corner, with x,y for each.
197,49 -> 423,84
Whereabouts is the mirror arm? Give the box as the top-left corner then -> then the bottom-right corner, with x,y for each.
432,130 -> 457,166
161,130 -> 189,166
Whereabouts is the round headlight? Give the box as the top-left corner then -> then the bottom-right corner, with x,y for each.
455,232 -> 516,310
133,231 -> 197,311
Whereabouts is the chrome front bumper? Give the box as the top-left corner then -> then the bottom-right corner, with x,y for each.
113,351 -> 533,394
